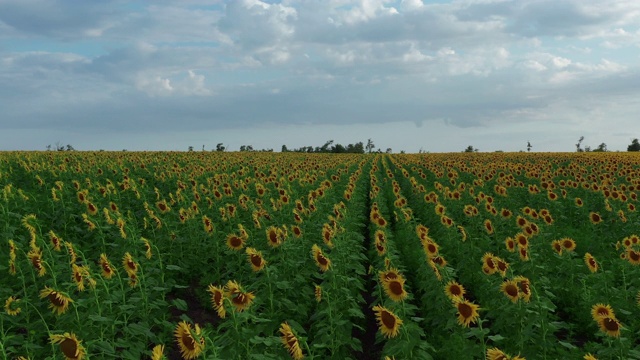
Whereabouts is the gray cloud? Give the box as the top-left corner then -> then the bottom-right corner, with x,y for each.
1,0 -> 640,151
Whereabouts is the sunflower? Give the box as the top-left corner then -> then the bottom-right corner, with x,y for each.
435,203 -> 446,216
597,315 -> 621,337
505,237 -> 516,252
589,212 -> 602,224
483,219 -> 494,234
279,322 -> 304,360
501,280 -> 520,303
207,284 -> 226,319
291,225 -> 302,238
128,272 -> 139,288
457,225 -> 467,241
28,247 -> 46,277
174,321 -> 205,360
415,224 -> 429,238
50,332 -> 86,360
314,285 -> 322,302
202,215 -> 214,234
379,268 -> 400,284
99,253 -> 115,279
423,240 -> 439,258
40,287 -> 72,315
8,239 -> 16,260
519,247 -> 529,261
156,200 -> 170,214
49,230 -> 62,251
444,280 -> 465,301
561,238 -> 577,252
116,217 -> 126,238
4,296 -> 21,316
122,252 -> 138,276
266,226 -> 283,248
454,298 -> 480,328
551,240 -> 563,255
583,354 -> 597,360
515,233 -> 529,248
373,305 -> 403,338
312,244 -> 331,272
382,274 -> 408,302
225,280 -> 255,312
151,344 -> 166,360
495,257 -> 509,277
86,202 -> 98,216
513,276 -> 531,302
515,215 -> 528,228
486,348 -> 508,360
482,253 -> 497,275
591,303 -> 615,322
245,247 -> 267,272
628,249 -> 640,265
71,264 -> 88,292
226,233 -> 245,251
584,253 -> 598,273
375,237 -> 387,256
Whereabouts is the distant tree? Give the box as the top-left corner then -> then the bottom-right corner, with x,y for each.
628,139 -> 640,152
584,146 -> 591,152
464,145 -> 477,153
188,146 -> 194,152
281,145 -> 289,152
333,144 -> 346,153
216,143 -> 225,152
400,150 -> 406,154
576,136 -> 584,152
366,139 -> 375,154
386,148 -> 392,153
202,145 -> 205,151
55,141 -> 64,151
320,140 -> 334,152
527,141 -> 532,152
66,144 -> 75,151
353,142 -> 365,154
46,144 -> 52,151
593,143 -> 607,152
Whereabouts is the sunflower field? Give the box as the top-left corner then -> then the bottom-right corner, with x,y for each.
1,151 -> 640,360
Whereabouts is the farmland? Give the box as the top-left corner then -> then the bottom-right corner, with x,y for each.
1,151 -> 640,360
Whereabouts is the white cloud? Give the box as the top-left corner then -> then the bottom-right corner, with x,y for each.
1,0 -> 640,152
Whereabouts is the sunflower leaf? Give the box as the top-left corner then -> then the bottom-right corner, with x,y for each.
558,341 -> 576,349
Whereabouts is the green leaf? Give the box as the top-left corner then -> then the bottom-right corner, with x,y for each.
172,298 -> 188,311
488,334 -> 505,342
558,341 -> 576,349
166,264 -> 183,271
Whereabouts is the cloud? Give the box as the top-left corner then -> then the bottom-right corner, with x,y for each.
1,0 -> 640,152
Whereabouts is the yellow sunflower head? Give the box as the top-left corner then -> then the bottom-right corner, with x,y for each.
584,253 -> 598,273
373,305 -> 403,338
174,321 -> 205,360
50,332 -> 86,360
312,244 -> 331,272
279,322 -> 304,360
40,287 -> 73,315
207,284 -> 227,319
454,298 -> 480,328
444,280 -> 465,302
225,280 -> 255,312
501,280 -> 520,303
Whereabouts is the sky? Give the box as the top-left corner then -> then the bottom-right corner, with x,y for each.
1,0 -> 639,153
